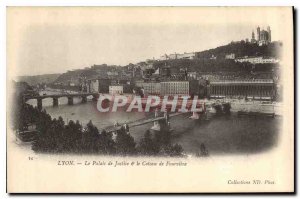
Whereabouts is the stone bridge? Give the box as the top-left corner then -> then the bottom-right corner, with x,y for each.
23,93 -> 99,110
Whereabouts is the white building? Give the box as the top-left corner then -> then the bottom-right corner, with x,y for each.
159,52 -> 195,60
177,52 -> 195,59
225,53 -> 235,59
109,85 -> 123,95
187,72 -> 197,80
168,53 -> 177,60
89,79 -> 99,93
160,54 -> 169,60
235,56 -> 279,64
210,54 -> 217,60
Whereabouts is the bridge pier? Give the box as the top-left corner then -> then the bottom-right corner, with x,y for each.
151,121 -> 161,131
151,109 -> 161,131
190,112 -> 200,120
151,110 -> 171,131
37,98 -> 42,110
81,96 -> 87,103
53,97 -> 58,107
68,97 -> 74,105
163,112 -> 171,131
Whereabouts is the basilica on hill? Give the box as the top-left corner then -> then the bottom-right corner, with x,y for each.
251,26 -> 272,46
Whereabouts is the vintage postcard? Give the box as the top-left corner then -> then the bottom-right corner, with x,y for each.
6,7 -> 294,193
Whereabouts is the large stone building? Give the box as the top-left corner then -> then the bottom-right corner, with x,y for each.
137,82 -> 161,95
160,81 -> 189,96
88,79 -> 99,93
109,85 -> 124,95
208,79 -> 275,100
251,26 -> 272,46
84,78 -> 111,93
159,52 -> 195,60
136,80 -> 191,96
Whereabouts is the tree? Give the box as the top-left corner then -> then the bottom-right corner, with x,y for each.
138,130 -> 160,156
98,130 -> 116,155
196,143 -> 209,157
169,144 -> 184,157
162,144 -> 184,157
115,126 -> 137,155
81,120 -> 100,153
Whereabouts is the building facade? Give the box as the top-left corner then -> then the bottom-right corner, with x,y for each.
159,52 -> 195,60
225,53 -> 236,59
235,56 -> 279,64
98,79 -> 111,93
177,52 -> 196,59
187,72 -> 197,80
88,79 -> 99,93
250,26 -> 272,46
208,79 -> 275,100
138,82 -> 161,95
109,85 -> 124,95
160,81 -> 189,96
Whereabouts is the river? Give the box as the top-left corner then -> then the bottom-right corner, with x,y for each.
26,92 -> 282,156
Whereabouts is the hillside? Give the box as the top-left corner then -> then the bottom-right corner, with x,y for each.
152,41 -> 282,79
195,41 -> 282,59
17,73 -> 61,86
47,41 -> 282,85
153,58 -> 279,74
53,64 -> 121,85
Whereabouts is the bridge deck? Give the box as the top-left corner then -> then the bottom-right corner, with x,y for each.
104,112 -> 190,133
24,93 -> 98,100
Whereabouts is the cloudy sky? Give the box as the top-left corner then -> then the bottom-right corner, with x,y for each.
7,7 -> 287,76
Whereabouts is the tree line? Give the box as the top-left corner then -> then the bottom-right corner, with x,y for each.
13,101 -> 185,157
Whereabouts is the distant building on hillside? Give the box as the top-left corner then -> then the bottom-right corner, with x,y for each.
250,26 -> 272,46
187,72 -> 197,80
160,54 -> 169,61
177,52 -> 196,59
225,53 -> 235,59
109,85 -> 123,95
88,79 -> 99,93
210,54 -> 217,60
235,56 -> 279,64
159,52 -> 195,61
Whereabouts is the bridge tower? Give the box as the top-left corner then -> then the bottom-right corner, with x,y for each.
151,109 -> 161,131
164,111 -> 171,130
151,109 -> 171,131
190,112 -> 200,120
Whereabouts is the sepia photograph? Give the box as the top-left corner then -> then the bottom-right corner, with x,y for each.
6,7 -> 294,193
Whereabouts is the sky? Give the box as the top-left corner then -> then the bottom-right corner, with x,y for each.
7,7 -> 286,77
15,24 -> 273,76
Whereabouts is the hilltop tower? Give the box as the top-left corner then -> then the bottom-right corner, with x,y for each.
267,26 -> 271,42
251,30 -> 256,43
257,26 -> 261,41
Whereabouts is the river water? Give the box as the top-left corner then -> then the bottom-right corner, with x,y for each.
26,94 -> 282,155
